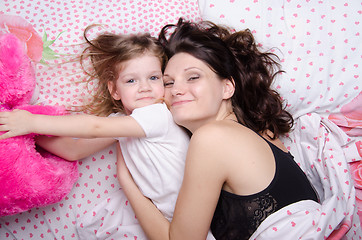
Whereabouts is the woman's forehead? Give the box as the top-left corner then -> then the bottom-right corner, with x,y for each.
165,53 -> 206,73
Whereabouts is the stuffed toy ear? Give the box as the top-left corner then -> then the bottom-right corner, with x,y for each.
0,33 -> 35,109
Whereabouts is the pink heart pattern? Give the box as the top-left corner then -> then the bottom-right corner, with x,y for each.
199,0 -> 361,120
199,0 -> 362,238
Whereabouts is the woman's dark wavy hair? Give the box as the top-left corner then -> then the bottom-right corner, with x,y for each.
158,18 -> 293,138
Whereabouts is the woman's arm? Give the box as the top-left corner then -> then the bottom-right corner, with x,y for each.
118,124 -> 227,240
36,136 -> 116,161
168,126 -> 226,239
0,109 -> 145,139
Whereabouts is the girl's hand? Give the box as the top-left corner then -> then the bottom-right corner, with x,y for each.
0,109 -> 34,139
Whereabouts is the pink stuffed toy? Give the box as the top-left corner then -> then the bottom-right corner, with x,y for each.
0,33 -> 79,216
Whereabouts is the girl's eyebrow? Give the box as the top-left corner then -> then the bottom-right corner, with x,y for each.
120,70 -> 162,77
150,70 -> 163,75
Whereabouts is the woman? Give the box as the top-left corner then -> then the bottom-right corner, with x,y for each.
118,18 -> 319,240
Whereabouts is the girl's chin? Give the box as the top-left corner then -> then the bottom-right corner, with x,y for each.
135,101 -> 157,109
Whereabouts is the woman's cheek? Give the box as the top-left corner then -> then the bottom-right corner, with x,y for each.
163,90 -> 172,107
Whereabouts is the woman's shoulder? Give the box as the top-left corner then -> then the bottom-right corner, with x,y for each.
187,121 -> 267,180
192,120 -> 227,138
190,120 -> 254,149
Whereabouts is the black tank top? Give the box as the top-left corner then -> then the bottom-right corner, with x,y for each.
210,138 -> 319,240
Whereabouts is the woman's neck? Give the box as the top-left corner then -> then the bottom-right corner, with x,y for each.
216,101 -> 236,122
185,105 -> 236,134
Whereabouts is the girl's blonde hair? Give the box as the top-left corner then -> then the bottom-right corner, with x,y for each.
80,25 -> 166,116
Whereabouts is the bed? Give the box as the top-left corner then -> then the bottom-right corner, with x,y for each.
0,0 -> 361,239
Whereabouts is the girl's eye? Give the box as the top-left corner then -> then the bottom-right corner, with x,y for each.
127,79 -> 135,83
150,75 -> 160,80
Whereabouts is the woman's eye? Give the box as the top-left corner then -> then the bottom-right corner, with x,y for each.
188,75 -> 199,81
164,81 -> 174,87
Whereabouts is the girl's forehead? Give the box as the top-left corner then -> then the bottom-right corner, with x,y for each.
117,54 -> 162,77
122,54 -> 160,67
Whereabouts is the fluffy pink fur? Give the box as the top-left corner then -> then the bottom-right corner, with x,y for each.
0,33 -> 78,216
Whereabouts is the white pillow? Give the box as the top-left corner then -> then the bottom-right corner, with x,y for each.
199,0 -> 361,119
2,0 -> 201,109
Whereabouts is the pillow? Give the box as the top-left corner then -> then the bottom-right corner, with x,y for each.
2,0 -> 201,110
199,0 -> 361,119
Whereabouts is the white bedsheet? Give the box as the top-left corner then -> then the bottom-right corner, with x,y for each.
1,0 -> 361,239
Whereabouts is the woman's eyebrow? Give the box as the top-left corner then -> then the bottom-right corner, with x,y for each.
184,67 -> 201,72
163,66 -> 202,77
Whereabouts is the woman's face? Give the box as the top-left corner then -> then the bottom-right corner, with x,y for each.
163,52 -> 233,132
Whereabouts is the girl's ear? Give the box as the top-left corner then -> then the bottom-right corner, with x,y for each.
107,81 -> 121,100
222,78 -> 235,100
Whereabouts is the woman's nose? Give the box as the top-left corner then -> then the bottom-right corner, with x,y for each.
170,81 -> 185,96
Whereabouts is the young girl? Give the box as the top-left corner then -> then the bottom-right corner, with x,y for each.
0,26 -> 200,239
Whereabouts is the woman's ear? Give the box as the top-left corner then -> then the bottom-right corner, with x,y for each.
222,78 -> 235,100
107,81 -> 121,100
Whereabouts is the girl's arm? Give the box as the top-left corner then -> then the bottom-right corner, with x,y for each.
0,109 -> 145,140
36,136 -> 116,161
116,145 -> 170,239
118,124 -> 227,240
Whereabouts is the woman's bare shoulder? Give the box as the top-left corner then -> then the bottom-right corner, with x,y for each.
190,120 -> 254,151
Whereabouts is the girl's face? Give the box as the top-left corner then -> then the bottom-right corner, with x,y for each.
163,52 -> 234,132
109,53 -> 164,115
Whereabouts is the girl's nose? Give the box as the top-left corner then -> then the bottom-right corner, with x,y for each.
138,80 -> 151,92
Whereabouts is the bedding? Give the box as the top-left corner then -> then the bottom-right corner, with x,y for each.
1,0 -> 361,239
199,0 -> 362,238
